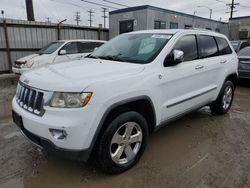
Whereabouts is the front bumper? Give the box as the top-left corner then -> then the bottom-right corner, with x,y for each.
12,95 -> 104,154
14,113 -> 90,161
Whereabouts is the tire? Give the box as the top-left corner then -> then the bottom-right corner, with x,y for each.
210,80 -> 235,115
96,111 -> 149,174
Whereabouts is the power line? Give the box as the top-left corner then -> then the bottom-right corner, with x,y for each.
239,4 -> 250,9
215,0 -> 240,19
81,0 -> 119,10
102,0 -> 129,8
75,11 -> 81,25
101,7 -> 108,28
88,9 -> 94,27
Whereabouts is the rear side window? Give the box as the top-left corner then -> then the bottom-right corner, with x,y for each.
173,35 -> 198,62
199,35 -> 218,58
215,37 -> 232,55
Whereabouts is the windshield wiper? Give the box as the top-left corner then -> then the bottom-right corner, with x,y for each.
86,54 -> 100,59
97,55 -> 126,62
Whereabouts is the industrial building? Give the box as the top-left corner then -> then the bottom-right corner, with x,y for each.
229,16 -> 250,40
109,5 -> 250,40
109,5 -> 229,38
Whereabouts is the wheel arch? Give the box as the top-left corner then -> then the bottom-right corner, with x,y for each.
88,95 -> 156,160
225,72 -> 238,89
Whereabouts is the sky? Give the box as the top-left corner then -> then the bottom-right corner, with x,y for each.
1,0 -> 250,27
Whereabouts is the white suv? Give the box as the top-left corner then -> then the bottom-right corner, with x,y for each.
12,29 -> 238,174
12,39 -> 105,74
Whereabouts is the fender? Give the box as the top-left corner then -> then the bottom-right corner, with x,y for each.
85,95 -> 156,161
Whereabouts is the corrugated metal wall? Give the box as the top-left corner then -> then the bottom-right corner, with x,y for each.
0,19 -> 109,73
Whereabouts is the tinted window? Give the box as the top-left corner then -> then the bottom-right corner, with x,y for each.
199,35 -> 218,58
173,35 -> 198,62
154,21 -> 166,29
215,37 -> 232,55
120,20 -> 133,34
78,42 -> 104,53
61,42 -> 79,54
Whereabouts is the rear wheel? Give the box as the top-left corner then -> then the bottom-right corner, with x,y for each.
96,111 -> 148,174
210,81 -> 234,115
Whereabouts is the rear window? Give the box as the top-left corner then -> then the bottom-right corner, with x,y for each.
199,35 -> 219,58
215,37 -> 232,55
238,47 -> 250,56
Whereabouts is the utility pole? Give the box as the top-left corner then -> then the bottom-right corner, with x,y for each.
25,0 -> 35,21
88,9 -> 94,27
101,7 -> 108,28
74,11 -> 81,25
226,0 -> 240,19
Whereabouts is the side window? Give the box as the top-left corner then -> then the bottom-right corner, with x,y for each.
61,42 -> 79,54
215,37 -> 232,55
173,35 -> 198,62
199,35 -> 218,58
78,42 -> 104,53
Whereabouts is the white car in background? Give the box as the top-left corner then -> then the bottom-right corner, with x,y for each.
12,39 -> 106,74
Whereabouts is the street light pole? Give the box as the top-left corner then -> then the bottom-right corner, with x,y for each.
197,6 -> 213,19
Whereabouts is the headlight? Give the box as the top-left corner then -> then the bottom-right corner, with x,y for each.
50,92 -> 92,108
22,61 -> 34,68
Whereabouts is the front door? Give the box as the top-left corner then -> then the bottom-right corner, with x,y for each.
160,34 -> 211,122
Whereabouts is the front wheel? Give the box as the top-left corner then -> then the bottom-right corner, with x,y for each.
210,80 -> 235,115
96,111 -> 148,174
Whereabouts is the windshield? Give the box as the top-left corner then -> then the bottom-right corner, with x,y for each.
230,41 -> 240,50
238,47 -> 250,56
38,42 -> 64,55
90,33 -> 172,64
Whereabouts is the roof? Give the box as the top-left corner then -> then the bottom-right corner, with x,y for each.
57,39 -> 106,42
125,29 -> 226,38
110,5 -> 226,24
229,16 -> 250,20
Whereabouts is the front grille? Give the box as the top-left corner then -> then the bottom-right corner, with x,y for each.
16,82 -> 45,116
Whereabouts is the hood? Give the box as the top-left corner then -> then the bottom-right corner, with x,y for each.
20,58 -> 145,92
16,54 -> 39,63
17,53 -> 53,63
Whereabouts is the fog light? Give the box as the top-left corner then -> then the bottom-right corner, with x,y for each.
49,129 -> 68,140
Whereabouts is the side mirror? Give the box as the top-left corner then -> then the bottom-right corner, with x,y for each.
164,49 -> 184,67
58,49 -> 66,55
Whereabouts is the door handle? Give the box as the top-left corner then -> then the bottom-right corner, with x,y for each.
220,60 -> 227,64
195,65 -> 204,70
